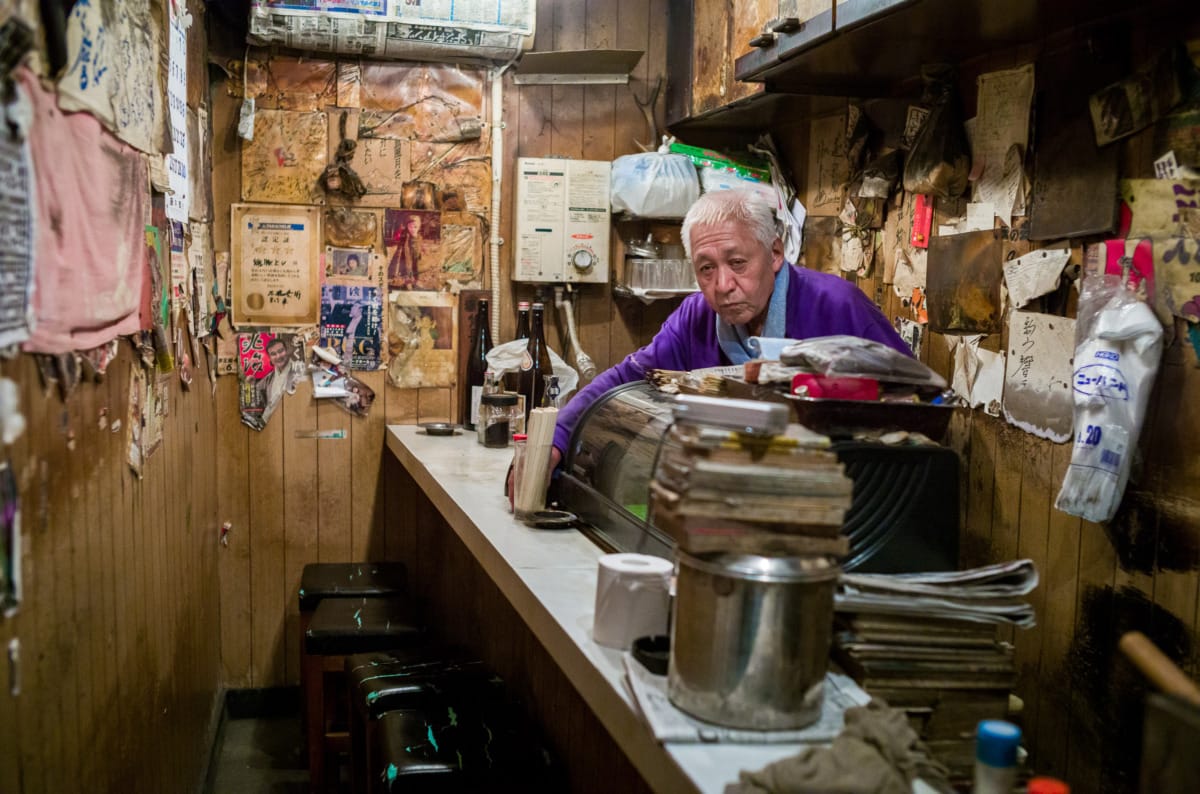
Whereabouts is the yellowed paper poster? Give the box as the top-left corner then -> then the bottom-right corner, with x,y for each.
409,136 -> 493,216
58,0 -> 166,155
353,62 -> 484,141
388,291 -> 457,388
231,204 -> 321,327
242,110 -> 328,205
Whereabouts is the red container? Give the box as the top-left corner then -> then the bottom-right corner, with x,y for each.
791,373 -> 880,401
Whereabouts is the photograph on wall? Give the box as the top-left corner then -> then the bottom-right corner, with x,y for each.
238,332 -> 307,430
169,220 -> 191,314
231,203 -> 322,326
384,208 -> 441,290
319,283 -> 383,370
387,291 -> 456,388
241,109 -> 328,205
324,246 -> 375,280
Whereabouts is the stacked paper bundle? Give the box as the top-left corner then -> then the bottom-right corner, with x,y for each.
832,560 -> 1038,780
648,423 -> 853,557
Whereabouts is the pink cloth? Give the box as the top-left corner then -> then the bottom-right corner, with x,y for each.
18,68 -> 147,354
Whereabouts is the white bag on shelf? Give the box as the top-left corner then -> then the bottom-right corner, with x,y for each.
1055,275 -> 1163,523
610,152 -> 699,218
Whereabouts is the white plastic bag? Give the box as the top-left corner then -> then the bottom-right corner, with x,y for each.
610,153 -> 699,218
485,339 -> 579,398
1055,275 -> 1163,522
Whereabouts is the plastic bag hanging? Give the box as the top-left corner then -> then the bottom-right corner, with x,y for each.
1055,275 -> 1164,522
903,64 -> 971,200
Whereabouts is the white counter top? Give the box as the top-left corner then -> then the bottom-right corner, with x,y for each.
386,425 -> 852,794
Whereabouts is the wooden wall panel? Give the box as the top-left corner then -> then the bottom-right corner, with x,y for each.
0,349 -> 221,792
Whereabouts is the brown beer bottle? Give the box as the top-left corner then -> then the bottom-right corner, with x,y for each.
518,302 -> 551,422
504,300 -> 531,393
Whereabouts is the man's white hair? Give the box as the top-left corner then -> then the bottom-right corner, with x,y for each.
681,189 -> 780,261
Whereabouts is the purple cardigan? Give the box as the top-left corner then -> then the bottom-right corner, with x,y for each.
553,264 -> 911,453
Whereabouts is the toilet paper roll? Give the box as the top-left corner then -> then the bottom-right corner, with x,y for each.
593,553 -> 673,650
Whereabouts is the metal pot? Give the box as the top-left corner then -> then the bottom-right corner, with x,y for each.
668,552 -> 838,729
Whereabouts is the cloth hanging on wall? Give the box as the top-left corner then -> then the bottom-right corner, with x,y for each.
18,67 -> 148,354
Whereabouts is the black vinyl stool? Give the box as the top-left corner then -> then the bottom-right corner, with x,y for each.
299,562 -> 409,613
298,563 -> 410,791
370,697 -> 561,794
303,595 -> 425,793
346,649 -> 497,794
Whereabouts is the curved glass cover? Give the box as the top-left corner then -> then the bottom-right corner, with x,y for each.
561,381 -> 676,558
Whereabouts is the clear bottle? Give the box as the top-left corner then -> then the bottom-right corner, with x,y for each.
509,433 -> 527,513
973,720 -> 1021,794
462,299 -> 493,431
518,302 -> 552,423
504,300 -> 531,393
542,374 -> 561,409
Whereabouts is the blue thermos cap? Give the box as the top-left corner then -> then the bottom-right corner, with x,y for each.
976,720 -> 1022,768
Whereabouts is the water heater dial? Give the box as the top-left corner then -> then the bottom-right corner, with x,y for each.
569,247 -> 596,273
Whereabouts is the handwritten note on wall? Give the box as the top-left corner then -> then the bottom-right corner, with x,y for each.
1002,310 -> 1076,443
806,113 -> 849,217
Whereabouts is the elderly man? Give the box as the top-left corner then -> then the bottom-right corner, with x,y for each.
551,189 -> 910,464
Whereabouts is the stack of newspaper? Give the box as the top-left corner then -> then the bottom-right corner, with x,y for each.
836,559 -> 1038,628
649,423 -> 853,557
832,560 -> 1038,779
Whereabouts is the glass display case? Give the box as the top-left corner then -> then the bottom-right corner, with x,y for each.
558,381 -> 676,560
557,380 -> 960,573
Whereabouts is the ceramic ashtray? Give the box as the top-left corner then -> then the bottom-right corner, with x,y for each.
419,422 -> 459,436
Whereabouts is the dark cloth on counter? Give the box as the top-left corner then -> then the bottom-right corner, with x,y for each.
724,700 -> 953,794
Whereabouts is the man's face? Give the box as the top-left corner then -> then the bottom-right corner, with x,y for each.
267,341 -> 290,371
689,220 -> 784,328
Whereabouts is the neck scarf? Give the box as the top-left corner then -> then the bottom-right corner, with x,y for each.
715,264 -> 790,364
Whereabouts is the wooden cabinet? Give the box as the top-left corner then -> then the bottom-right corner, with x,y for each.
667,0 -> 787,124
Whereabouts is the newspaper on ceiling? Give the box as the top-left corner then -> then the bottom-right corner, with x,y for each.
247,0 -> 535,62
836,559 -> 1039,628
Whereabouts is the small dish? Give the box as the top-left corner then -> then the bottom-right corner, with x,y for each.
632,635 -> 670,676
522,509 -> 577,530
419,422 -> 459,437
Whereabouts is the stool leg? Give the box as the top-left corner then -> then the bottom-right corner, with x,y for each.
302,648 -> 325,793
350,690 -> 365,794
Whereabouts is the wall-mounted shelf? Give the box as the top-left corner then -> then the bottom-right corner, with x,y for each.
666,0 -> 1195,152
513,49 -> 644,85
612,285 -> 700,303
736,0 -> 1194,96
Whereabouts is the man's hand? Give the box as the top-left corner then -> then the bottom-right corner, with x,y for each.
507,446 -> 564,512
